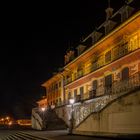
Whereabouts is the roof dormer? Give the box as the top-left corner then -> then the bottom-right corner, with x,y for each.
91,30 -> 102,44
119,4 -> 134,22
76,44 -> 86,56
64,48 -> 75,65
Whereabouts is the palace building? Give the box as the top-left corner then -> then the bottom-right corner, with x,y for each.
42,6 -> 140,106
32,0 -> 140,134
41,72 -> 64,106
62,0 -> 140,104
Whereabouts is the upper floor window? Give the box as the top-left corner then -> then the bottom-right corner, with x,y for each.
129,34 -> 139,51
105,50 -> 111,63
77,64 -> 84,78
97,55 -> 104,68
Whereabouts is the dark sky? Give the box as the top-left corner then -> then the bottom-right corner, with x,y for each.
0,0 -> 129,119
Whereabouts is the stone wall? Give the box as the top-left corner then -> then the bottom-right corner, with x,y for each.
55,105 -> 71,126
74,90 -> 140,134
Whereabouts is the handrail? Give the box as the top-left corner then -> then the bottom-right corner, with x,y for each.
72,72 -> 140,127
32,109 -> 43,129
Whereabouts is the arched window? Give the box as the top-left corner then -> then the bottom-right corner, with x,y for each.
122,67 -> 129,80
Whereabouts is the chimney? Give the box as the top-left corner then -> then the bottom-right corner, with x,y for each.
105,0 -> 113,20
104,0 -> 116,35
119,5 -> 134,22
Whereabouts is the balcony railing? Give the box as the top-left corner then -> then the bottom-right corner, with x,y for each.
64,43 -> 139,86
71,72 -> 140,127
77,70 -> 84,79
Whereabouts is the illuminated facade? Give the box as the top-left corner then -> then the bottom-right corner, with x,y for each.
63,3 -> 140,105
39,1 -> 140,107
33,1 -> 140,133
41,73 -> 64,106
37,97 -> 47,108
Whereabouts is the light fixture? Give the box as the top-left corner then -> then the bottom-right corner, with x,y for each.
41,107 -> 45,112
69,98 -> 75,105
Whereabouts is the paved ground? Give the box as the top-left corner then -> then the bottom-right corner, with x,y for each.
23,129 -> 113,140
0,130 -> 15,139
0,129 -> 114,140
0,127 -> 140,140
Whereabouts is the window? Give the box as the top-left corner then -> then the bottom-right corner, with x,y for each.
97,55 -> 104,68
122,67 -> 129,80
105,74 -> 112,94
92,80 -> 98,90
113,46 -> 119,60
89,80 -> 98,98
59,81 -> 61,87
119,43 -> 128,57
74,89 -> 77,98
55,83 -> 58,90
105,74 -> 112,88
80,87 -> 84,99
129,35 -> 139,51
68,92 -> 71,99
77,64 -> 83,78
105,50 -> 111,63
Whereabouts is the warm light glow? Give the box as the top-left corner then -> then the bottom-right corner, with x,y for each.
17,119 -> 31,126
6,116 -> 10,120
1,118 -> 4,121
41,107 -> 45,112
69,98 -> 75,105
8,121 -> 12,125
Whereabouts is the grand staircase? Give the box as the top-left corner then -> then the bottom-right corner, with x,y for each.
32,72 -> 140,132
72,72 -> 140,128
32,106 -> 67,130
44,108 -> 68,130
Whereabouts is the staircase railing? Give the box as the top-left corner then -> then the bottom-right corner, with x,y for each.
72,72 -> 140,127
32,108 -> 43,130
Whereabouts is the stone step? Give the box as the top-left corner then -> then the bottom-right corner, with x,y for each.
5,132 -> 50,140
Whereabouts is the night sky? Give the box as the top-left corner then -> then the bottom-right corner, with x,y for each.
0,0 -> 130,119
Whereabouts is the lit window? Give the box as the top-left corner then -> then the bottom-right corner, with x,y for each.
105,50 -> 111,63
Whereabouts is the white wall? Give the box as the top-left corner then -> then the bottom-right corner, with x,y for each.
75,90 -> 140,134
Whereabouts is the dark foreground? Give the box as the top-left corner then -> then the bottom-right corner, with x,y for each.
0,125 -> 140,140
0,130 -> 113,140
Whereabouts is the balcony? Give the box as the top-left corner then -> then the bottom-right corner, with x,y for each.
76,70 -> 84,79
64,77 -> 72,85
64,42 -> 139,86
